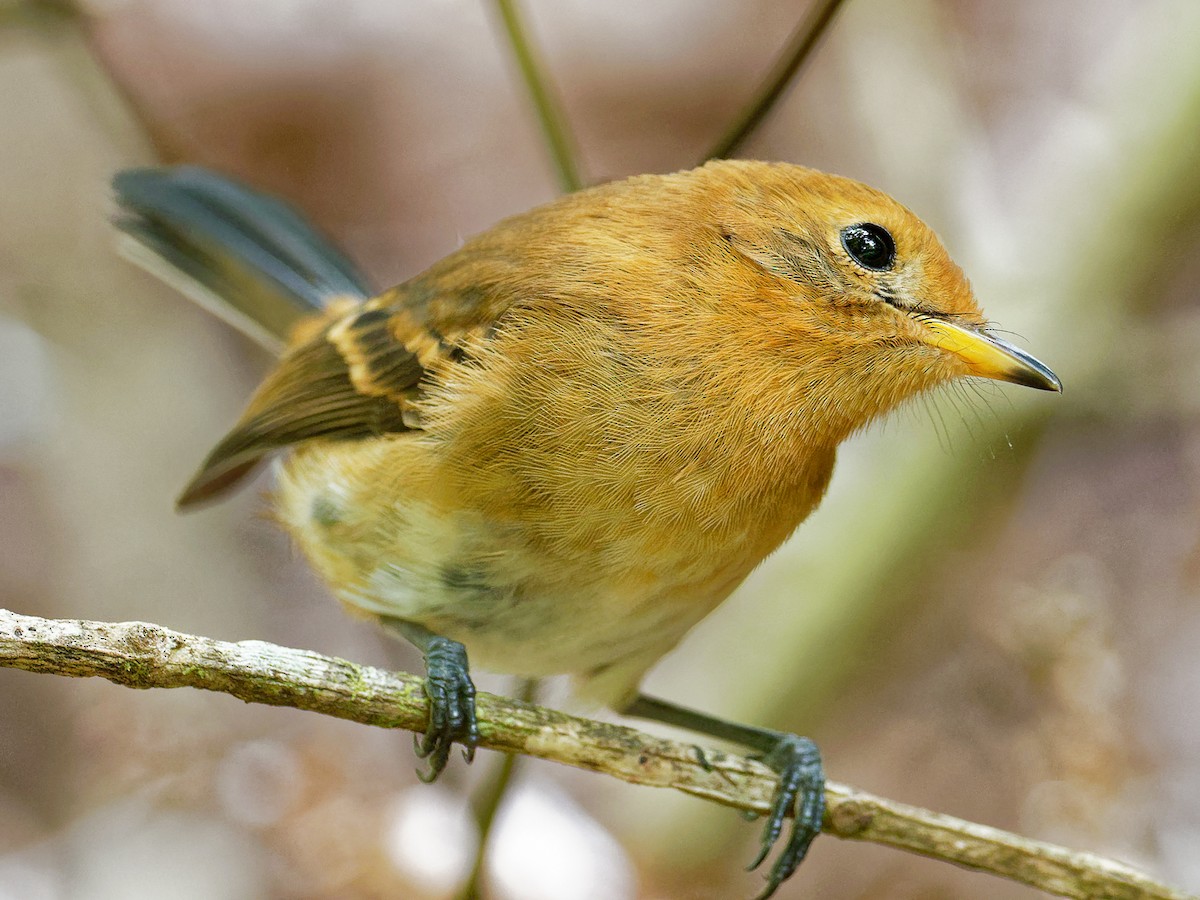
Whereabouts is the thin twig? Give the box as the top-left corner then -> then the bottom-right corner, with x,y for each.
490,0 -> 584,192
703,0 -> 850,162
460,678 -> 538,900
0,609 -> 1189,900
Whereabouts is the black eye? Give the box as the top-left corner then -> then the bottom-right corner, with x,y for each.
840,223 -> 896,271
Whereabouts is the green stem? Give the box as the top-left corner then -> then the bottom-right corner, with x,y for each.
458,678 -> 538,900
491,0 -> 584,193
703,0 -> 849,162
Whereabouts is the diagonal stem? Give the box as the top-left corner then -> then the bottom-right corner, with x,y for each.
459,678 -> 538,900
490,0 -> 584,192
703,0 -> 850,162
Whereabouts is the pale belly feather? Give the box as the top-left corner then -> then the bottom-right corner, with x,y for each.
272,430 -> 828,704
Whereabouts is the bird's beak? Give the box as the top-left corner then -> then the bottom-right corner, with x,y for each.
920,318 -> 1062,392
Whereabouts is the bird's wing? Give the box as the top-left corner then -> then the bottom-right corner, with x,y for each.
177,278 -> 506,508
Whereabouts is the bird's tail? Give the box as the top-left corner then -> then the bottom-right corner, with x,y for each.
112,166 -> 370,354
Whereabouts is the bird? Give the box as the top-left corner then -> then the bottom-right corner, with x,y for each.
113,160 -> 1060,898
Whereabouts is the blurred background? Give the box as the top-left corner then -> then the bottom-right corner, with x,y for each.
1,0 -> 1198,897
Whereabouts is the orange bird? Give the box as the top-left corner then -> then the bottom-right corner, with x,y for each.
114,160 -> 1060,897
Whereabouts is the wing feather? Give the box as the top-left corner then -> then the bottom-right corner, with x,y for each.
179,302 -> 429,507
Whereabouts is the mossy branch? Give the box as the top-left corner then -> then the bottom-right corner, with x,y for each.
0,608 -> 1187,900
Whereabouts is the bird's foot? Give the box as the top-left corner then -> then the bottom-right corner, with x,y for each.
413,636 -> 478,782
747,733 -> 824,900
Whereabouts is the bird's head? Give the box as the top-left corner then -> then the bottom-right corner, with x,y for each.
699,161 -> 1060,443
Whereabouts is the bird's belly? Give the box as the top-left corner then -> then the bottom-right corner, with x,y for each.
358,555 -> 728,682
273,438 -> 771,686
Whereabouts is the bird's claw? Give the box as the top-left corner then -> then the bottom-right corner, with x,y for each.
414,636 -> 478,782
747,733 -> 824,900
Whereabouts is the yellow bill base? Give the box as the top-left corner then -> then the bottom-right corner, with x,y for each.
920,317 -> 1062,392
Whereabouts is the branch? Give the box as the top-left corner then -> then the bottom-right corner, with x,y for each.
0,609 -> 1186,900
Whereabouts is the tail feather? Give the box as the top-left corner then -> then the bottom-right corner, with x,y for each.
113,166 -> 370,353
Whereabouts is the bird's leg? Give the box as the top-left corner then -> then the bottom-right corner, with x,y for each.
381,617 -> 479,781
621,693 -> 823,900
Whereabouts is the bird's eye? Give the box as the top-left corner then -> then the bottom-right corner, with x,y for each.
840,223 -> 896,271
